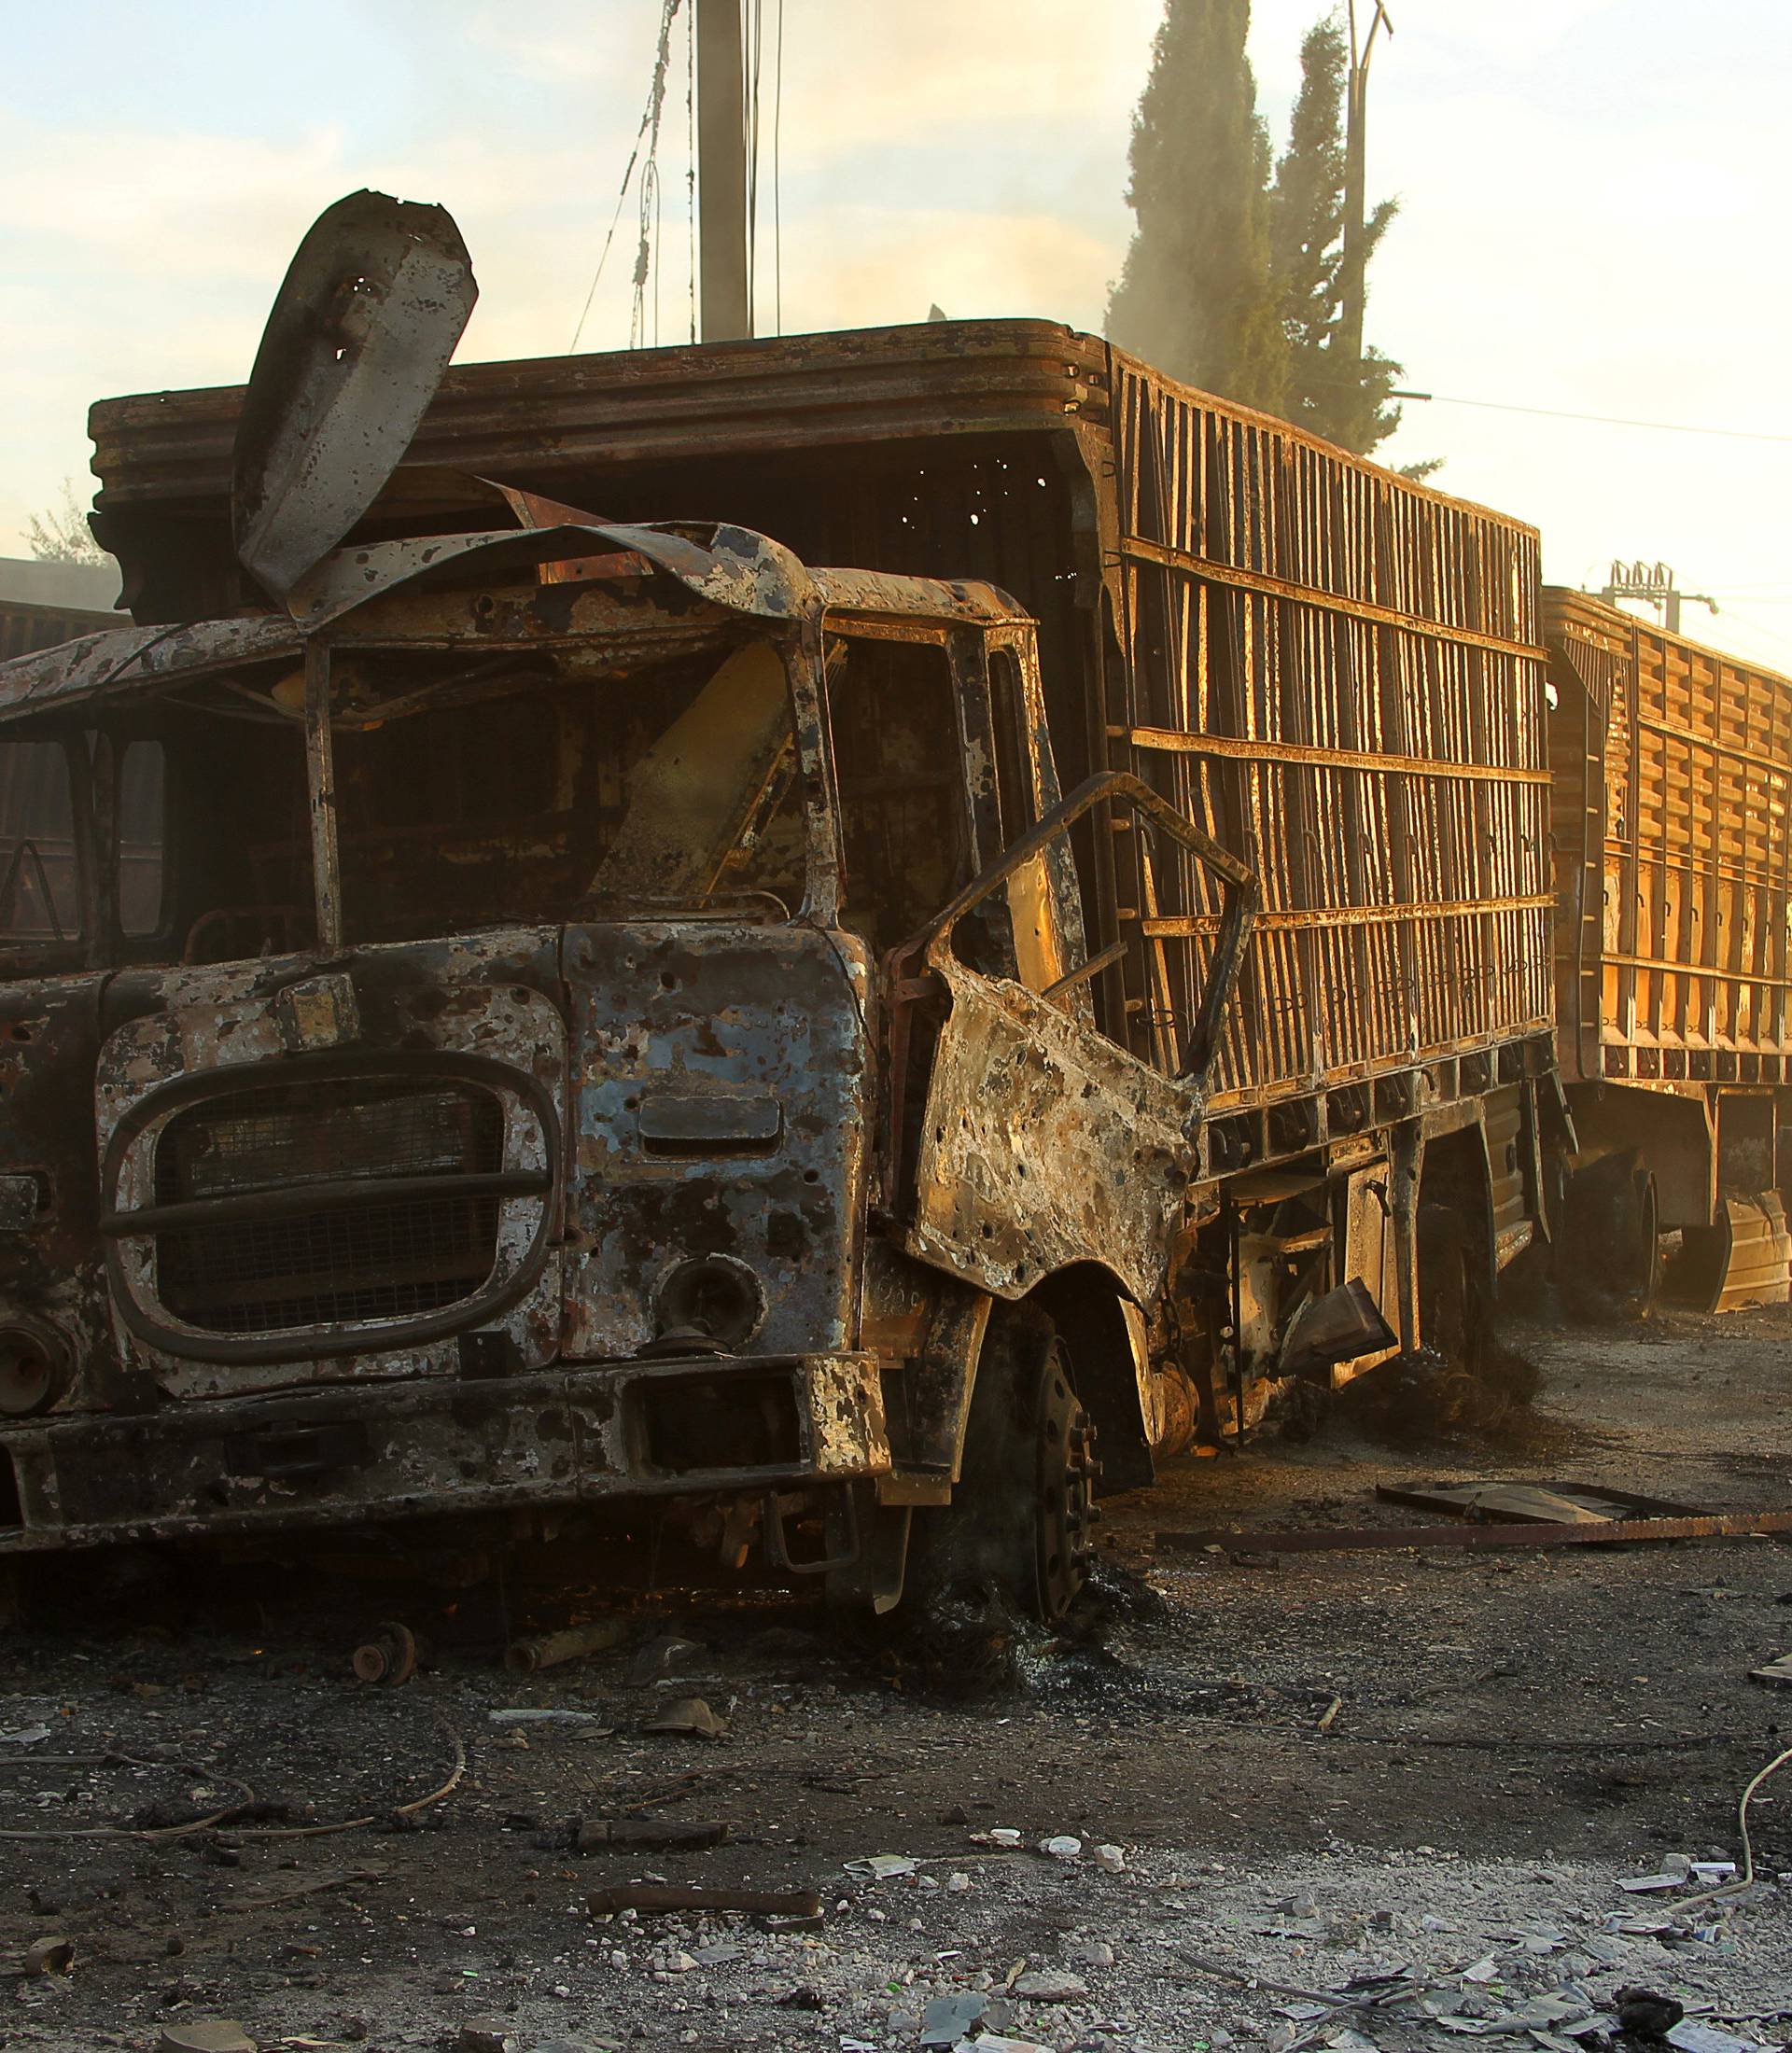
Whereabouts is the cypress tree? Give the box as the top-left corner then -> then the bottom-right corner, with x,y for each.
1105,0 -> 1288,415
1268,18 -> 1402,456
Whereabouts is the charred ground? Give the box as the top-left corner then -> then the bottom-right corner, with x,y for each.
1,1307 -> 1789,2050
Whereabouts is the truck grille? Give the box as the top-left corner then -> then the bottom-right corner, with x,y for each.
151,1079 -> 506,1334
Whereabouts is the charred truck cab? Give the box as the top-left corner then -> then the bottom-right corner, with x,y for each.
0,192 -> 1562,1620
0,500 -> 1251,1613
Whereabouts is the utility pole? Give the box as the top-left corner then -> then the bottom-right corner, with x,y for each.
1600,560 -> 1718,636
1339,1 -> 1393,376
696,0 -> 750,342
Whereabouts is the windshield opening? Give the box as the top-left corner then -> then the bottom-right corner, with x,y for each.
328,634 -> 805,943
0,628 -> 811,969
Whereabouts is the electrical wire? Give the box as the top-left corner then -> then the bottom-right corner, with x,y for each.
570,0 -> 682,355
686,0 -> 697,343
746,0 -> 763,333
1393,389 -> 1792,445
1668,1740 -> 1792,1919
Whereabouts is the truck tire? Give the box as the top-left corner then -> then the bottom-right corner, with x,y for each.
911,1306 -> 1099,1624
1561,1154 -> 1658,1319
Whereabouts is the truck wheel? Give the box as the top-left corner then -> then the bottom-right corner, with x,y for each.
914,1308 -> 1100,1624
1561,1154 -> 1658,1318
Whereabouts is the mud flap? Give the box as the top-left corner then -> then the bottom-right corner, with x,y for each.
1676,1193 -> 1792,1314
823,1487 -> 913,1615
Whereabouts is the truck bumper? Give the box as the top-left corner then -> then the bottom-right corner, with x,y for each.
0,1352 -> 889,1554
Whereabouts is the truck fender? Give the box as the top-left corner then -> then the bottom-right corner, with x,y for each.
1032,1266 -> 1155,1493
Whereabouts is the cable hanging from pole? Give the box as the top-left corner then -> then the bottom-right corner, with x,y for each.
570,0 -> 682,355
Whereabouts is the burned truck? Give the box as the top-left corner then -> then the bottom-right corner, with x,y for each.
0,194 -> 1559,1617
1546,590 -> 1792,1314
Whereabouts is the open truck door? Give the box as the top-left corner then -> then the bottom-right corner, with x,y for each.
897,771 -> 1257,1309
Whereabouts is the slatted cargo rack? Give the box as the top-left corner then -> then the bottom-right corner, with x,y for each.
88,320 -> 1557,1162
1546,587 -> 1792,1084
1102,352 -> 1553,1151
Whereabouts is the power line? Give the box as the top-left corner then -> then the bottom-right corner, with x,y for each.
570,0 -> 681,355
1393,389 -> 1792,445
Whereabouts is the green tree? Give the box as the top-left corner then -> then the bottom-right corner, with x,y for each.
1105,0 -> 1288,414
24,480 -> 107,567
1267,17 -> 1402,455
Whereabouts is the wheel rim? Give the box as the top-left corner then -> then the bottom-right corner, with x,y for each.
1031,1348 -> 1099,1620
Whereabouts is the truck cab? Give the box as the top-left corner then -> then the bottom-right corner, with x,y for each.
0,509 -> 1248,1618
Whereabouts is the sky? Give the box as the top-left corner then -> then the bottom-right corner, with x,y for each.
4,0 -> 1790,667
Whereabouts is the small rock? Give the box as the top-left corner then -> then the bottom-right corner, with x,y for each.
920,1991 -> 987,2045
1069,1939 -> 1114,1968
1616,1989 -> 1686,2038
946,1872 -> 973,1892
456,2026 -> 514,2053
1090,1843 -> 1127,1874
1013,1969 -> 1087,2001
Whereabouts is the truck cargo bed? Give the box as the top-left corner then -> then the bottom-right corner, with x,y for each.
90,320 -> 1554,1146
1546,587 -> 1792,1083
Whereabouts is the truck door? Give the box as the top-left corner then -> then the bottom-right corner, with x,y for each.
896,632 -> 1256,1309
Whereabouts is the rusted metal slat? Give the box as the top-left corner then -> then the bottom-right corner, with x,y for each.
1157,1508 -> 1792,1555
1119,536 -> 1546,663
1117,725 -> 1550,786
1140,893 -> 1553,936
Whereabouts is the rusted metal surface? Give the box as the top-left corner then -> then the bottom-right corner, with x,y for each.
903,772 -> 1256,1306
0,239 -> 1571,1575
1546,589 -> 1792,1301
0,599 -> 119,666
232,189 -> 477,600
561,921 -> 870,1362
1547,588 -> 1792,1082
1105,353 -> 1553,1120
1157,1507 -> 1792,1555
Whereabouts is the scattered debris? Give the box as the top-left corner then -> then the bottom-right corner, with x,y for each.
0,1934 -> 75,1979
1747,1650 -> 1792,1687
157,2024 -> 257,2053
641,1696 -> 728,1739
1376,1480 -> 1701,1525
844,1852 -> 918,1878
1667,2025 -> 1770,2053
455,2023 -> 514,2053
1616,1989 -> 1686,2036
1038,1834 -> 1082,1859
919,1990 -> 987,2045
349,1619 -> 423,1686
572,1818 -> 728,1852
503,1618 -> 632,1675
0,1723 -> 51,1746
1159,1506 -> 1792,1554
587,1884 -> 822,1919
626,1635 -> 705,1687
221,1866 -> 391,1913
487,1709 -> 609,1731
